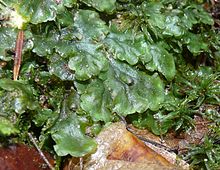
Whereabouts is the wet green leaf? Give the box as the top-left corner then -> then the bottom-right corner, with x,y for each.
145,43 -> 176,80
163,16 -> 184,37
184,33 -> 209,54
81,0 -> 116,13
56,8 -> 74,27
105,29 -> 151,65
107,59 -> 164,113
182,8 -> 199,29
49,54 -> 75,80
32,32 -> 59,56
14,0 -> 57,24
73,10 -> 109,40
80,79 -> 112,122
142,2 -> 165,30
68,42 -> 108,81
32,36 -> 56,57
51,114 -> 97,157
80,59 -> 164,120
32,29 -> 76,57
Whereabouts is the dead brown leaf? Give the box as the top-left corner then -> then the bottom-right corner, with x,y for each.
0,144 -> 54,170
63,122 -> 188,170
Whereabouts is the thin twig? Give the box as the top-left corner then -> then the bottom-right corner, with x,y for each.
27,132 -> 54,170
80,157 -> 84,170
13,30 -> 24,80
0,0 -> 7,7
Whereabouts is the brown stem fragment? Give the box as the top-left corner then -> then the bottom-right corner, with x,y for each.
13,30 -> 24,80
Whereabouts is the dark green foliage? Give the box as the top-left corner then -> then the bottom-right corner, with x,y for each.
0,0 -> 219,169
185,136 -> 220,170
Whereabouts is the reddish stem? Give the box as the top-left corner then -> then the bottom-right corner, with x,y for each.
13,30 -> 24,80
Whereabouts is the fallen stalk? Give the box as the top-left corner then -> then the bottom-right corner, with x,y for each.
0,0 -> 7,8
13,30 -> 24,80
27,132 -> 54,170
